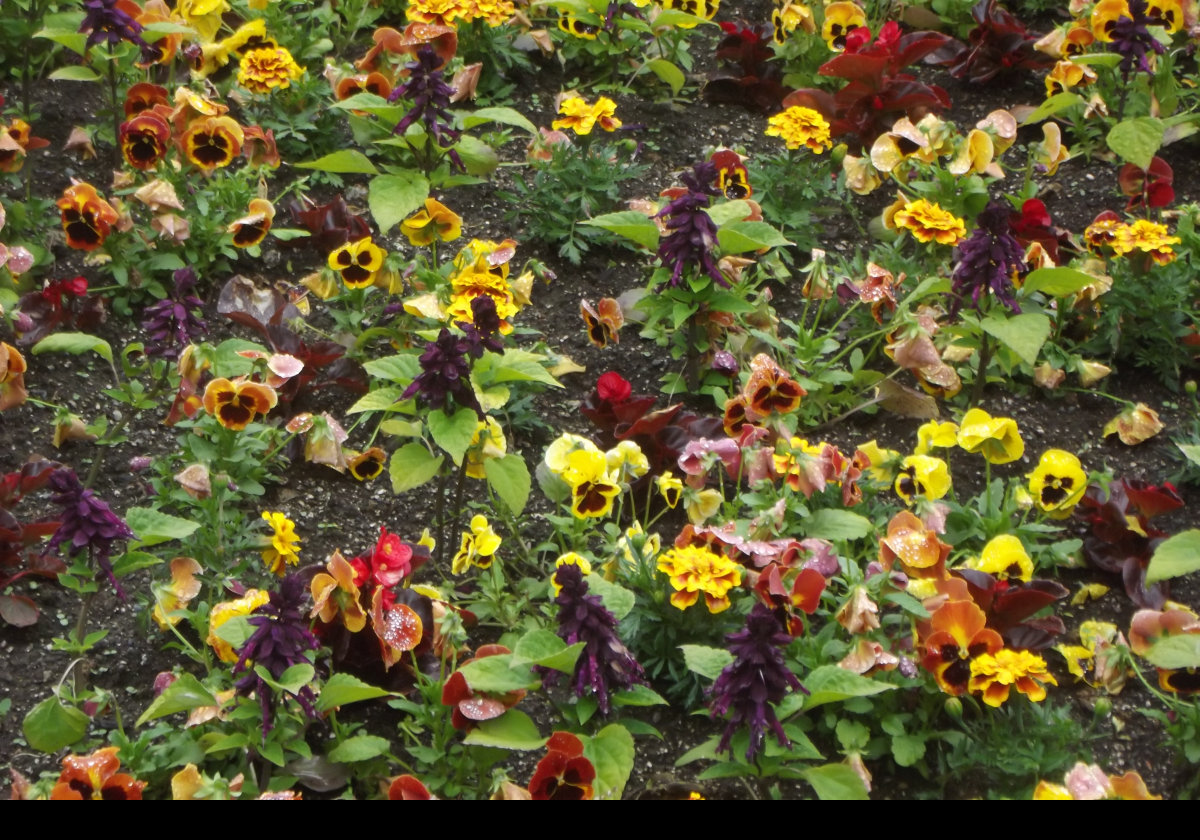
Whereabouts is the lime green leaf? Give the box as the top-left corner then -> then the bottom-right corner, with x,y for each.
1019,91 -> 1085,125
24,697 -> 89,752
125,507 -> 200,547
369,172 -> 431,233
485,348 -> 563,387
484,454 -> 530,517
892,733 -> 927,767
1107,117 -> 1164,169
347,386 -> 405,414
458,654 -> 539,692
32,332 -> 113,364
379,419 -> 421,437
463,709 -> 546,750
587,724 -> 635,799
586,575 -> 635,620
213,615 -> 254,650
1146,529 -> 1200,583
512,630 -> 584,673
706,200 -> 752,226
316,674 -> 393,712
581,211 -> 660,250
427,406 -> 478,463
612,684 -> 668,707
681,644 -> 734,680
805,509 -> 872,541
463,107 -> 536,134
389,443 -> 444,494
136,673 -> 218,726
801,763 -> 870,800
1022,267 -> 1101,297
1142,634 -> 1200,669
295,149 -> 379,174
981,312 -> 1050,367
48,66 -> 101,82
717,221 -> 792,254
364,353 -> 420,383
455,135 -> 500,176
802,665 -> 896,710
646,58 -> 685,95
328,735 -> 391,763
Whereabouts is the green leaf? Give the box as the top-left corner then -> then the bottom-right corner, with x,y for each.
1142,634 -> 1200,670
328,735 -> 391,763
48,65 -> 101,82
1019,91 -> 1085,125
427,406 -> 479,463
801,763 -> 870,800
1146,529 -> 1200,583
136,673 -> 218,726
717,221 -> 792,254
32,332 -> 113,364
389,443 -> 443,494
581,211 -> 660,250
463,107 -> 537,134
1107,117 -> 1164,169
1178,443 -> 1200,468
125,507 -> 200,547
213,615 -> 255,650
363,353 -> 420,383
485,348 -> 563,387
585,575 -> 635,620
110,550 -> 162,578
258,663 -> 315,695
295,149 -> 378,174
646,58 -> 685,95
804,509 -> 872,541
369,172 -> 431,233
484,455 -> 531,517
892,733 -> 927,767
23,697 -> 89,753
458,654 -> 539,693
462,709 -> 546,750
210,339 -> 262,377
1022,267 -> 1101,297
380,419 -> 422,437
316,674 -> 393,712
680,644 -> 734,680
612,684 -> 668,707
706,200 -> 752,226
980,312 -> 1050,367
1072,52 -> 1123,68
347,386 -> 405,415
455,135 -> 500,176
512,630 -> 584,673
587,724 -> 635,800
802,665 -> 896,710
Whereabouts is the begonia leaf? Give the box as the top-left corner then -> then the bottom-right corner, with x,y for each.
455,135 -> 499,176
328,735 -> 392,763
1141,634 -> 1200,670
462,709 -> 546,750
389,442 -> 444,494
801,763 -> 870,800
363,353 -> 421,383
1107,117 -> 1163,170
1018,92 -> 1084,125
799,665 -> 895,710
427,406 -> 479,463
23,696 -> 88,753
48,66 -> 101,82
125,507 -> 200,546
369,172 -> 430,234
717,221 -> 791,254
612,685 -> 668,707
458,654 -> 539,693
484,455 -> 531,517
681,644 -> 734,681
981,312 -> 1049,367
316,674 -> 393,712
463,107 -> 537,134
1146,529 -> 1200,584
582,211 -> 661,250
1022,267 -> 1100,297
32,331 -> 112,365
805,510 -> 872,541
647,59 -> 685,96
136,673 -> 218,726
586,574 -> 636,620
587,724 -> 635,800
347,386 -> 406,414
295,150 -> 379,175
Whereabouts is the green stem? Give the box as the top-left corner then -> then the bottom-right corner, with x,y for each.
971,331 -> 991,407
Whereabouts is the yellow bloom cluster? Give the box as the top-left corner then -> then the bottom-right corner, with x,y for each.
891,198 -> 966,246
656,544 -> 742,613
237,46 -> 304,94
261,511 -> 301,575
968,648 -> 1057,707
765,106 -> 832,153
1112,218 -> 1182,265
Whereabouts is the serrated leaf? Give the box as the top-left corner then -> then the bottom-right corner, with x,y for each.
1142,634 -> 1200,669
458,654 -> 539,693
717,221 -> 791,254
463,107 -> 537,134
369,172 -> 430,233
327,734 -> 391,763
125,507 -> 200,547
363,353 -> 420,383
347,386 -> 405,414
316,674 -> 393,712
484,454 -> 530,517
389,443 -> 443,494
981,312 -> 1050,367
646,58 -> 685,95
23,697 -> 89,753
581,211 -> 660,250
462,709 -> 545,750
136,673 -> 218,726
612,684 -> 668,707
801,763 -> 870,800
427,406 -> 478,463
892,733 -> 926,767
455,135 -> 499,176
681,644 -> 734,680
805,509 -> 872,541
803,665 -> 895,710
1146,529 -> 1200,584
585,574 -> 635,620
1022,267 -> 1101,297
295,149 -> 378,174
1107,117 -> 1163,169
587,724 -> 635,800
32,332 -> 113,364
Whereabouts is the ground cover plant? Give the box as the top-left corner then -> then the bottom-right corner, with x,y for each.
3,0 -> 1200,800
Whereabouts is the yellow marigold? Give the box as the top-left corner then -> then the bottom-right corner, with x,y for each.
765,105 -> 832,153
238,46 -> 304,94
1112,219 -> 1181,265
892,199 -> 966,245
406,0 -> 471,25
656,544 -> 742,613
968,648 -> 1057,706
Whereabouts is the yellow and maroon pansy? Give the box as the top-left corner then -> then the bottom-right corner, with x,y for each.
123,82 -> 170,117
57,182 -> 119,251
1090,0 -> 1131,41
1045,59 -> 1096,97
1145,0 -> 1184,30
49,747 -> 146,801
1027,449 -> 1087,515
0,118 -> 49,174
181,116 -> 245,173
310,549 -> 368,632
201,377 -> 278,430
241,124 -> 280,168
711,149 -> 752,199
133,0 -> 181,67
821,1 -> 866,50
878,510 -> 950,580
919,599 -> 1004,695
0,342 -> 29,412
744,352 -> 806,417
227,198 -> 276,248
347,446 -> 387,481
400,197 -> 463,247
894,454 -> 951,504
119,111 -> 172,171
328,237 -> 387,289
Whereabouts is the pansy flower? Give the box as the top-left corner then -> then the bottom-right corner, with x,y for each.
744,352 -> 806,417
57,182 -> 120,252
560,448 -> 622,519
878,510 -> 950,580
773,0 -> 815,42
118,111 -> 171,170
711,149 -> 752,199
1045,59 -> 1096,96
150,556 -> 202,630
1090,0 -> 1131,41
451,514 -> 501,574
0,118 -> 49,173
656,471 -> 684,508
765,105 -> 832,153
821,1 -> 866,50
123,81 -> 169,116
0,342 -> 29,411
207,589 -> 270,662
920,599 -> 1004,695
335,71 -> 393,101
50,747 -> 145,800
465,417 -> 506,479
181,115 -> 245,173
328,237 -> 387,288
400,197 -> 462,246
347,446 -> 386,481
968,648 -> 1057,706
227,198 -> 275,248
894,454 -> 951,504
201,377 -> 278,430
1028,449 -> 1087,515
551,95 -> 621,136
957,408 -> 1024,464
310,549 -> 367,632
529,732 -> 595,800
966,534 -> 1033,582
580,297 -> 624,347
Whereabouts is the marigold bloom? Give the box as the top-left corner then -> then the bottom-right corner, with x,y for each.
968,648 -> 1057,706
406,0 -> 470,25
657,543 -> 743,613
57,182 -> 119,251
208,589 -> 270,662
181,116 -> 244,172
261,511 -> 301,575
957,408 -> 1024,464
1028,449 -> 1087,515
892,199 -> 966,246
227,198 -> 275,248
328,237 -> 387,288
238,46 -> 304,93
822,1 -> 866,50
1112,218 -> 1181,265
50,747 -> 145,800
201,377 -> 278,430
451,514 -> 501,574
400,197 -> 462,246
552,95 -> 621,136
894,455 -> 951,504
765,106 -> 832,153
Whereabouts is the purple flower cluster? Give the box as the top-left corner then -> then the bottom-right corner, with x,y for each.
46,469 -> 134,597
141,267 -> 208,360
401,328 -> 483,416
234,573 -> 321,737
80,0 -> 161,64
388,45 -> 464,172
949,200 -> 1027,317
656,160 -> 727,289
709,603 -> 805,762
455,296 -> 504,358
549,563 -> 645,715
1109,0 -> 1166,77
